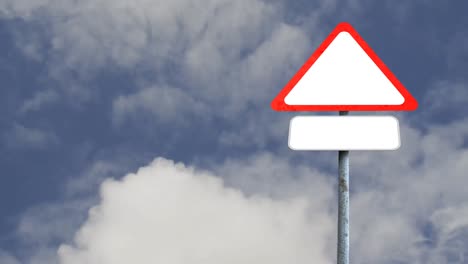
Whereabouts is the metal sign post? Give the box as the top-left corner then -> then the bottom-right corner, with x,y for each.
337,111 -> 350,264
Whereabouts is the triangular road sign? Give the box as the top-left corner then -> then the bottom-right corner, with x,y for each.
271,22 -> 418,111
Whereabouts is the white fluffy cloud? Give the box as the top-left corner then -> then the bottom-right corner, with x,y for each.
57,158 -> 333,264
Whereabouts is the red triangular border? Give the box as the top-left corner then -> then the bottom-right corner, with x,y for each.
271,22 -> 418,111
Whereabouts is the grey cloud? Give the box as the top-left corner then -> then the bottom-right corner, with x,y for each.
427,205 -> 468,263
112,85 -> 209,126
217,113 -> 290,149
1,0 -> 286,73
111,22 -> 309,144
3,123 -> 59,149
19,89 -> 59,114
106,2 -> 310,127
1,0 -> 311,124
17,200 -> 92,246
423,81 -> 468,120
446,30 -> 468,76
0,250 -> 21,264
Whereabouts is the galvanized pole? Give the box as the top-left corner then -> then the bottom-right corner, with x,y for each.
337,111 -> 350,264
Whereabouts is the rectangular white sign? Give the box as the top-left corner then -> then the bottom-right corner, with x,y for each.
288,116 -> 400,150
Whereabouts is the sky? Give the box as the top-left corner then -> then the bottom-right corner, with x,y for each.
0,0 -> 468,263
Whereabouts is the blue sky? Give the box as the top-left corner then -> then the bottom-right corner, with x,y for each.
0,1 -> 468,263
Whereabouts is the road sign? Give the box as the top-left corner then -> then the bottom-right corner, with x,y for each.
271,22 -> 418,112
270,22 -> 420,264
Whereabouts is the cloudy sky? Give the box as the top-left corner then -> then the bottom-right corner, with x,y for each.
0,0 -> 467,263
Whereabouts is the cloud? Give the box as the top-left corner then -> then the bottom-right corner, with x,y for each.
446,30 -> 468,77
3,123 -> 59,149
0,0 -> 312,126
103,3 -> 310,128
213,152 -> 334,201
13,200 -> 93,264
17,200 -> 92,247
112,85 -> 209,126
19,89 -> 59,114
422,81 -> 468,122
1,0 -> 287,74
57,157 -> 333,264
423,205 -> 468,263
0,251 -> 21,264
217,113 -> 291,149
0,0 -> 323,151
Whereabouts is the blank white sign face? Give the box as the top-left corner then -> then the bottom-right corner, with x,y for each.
284,32 -> 405,105
289,116 -> 400,150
